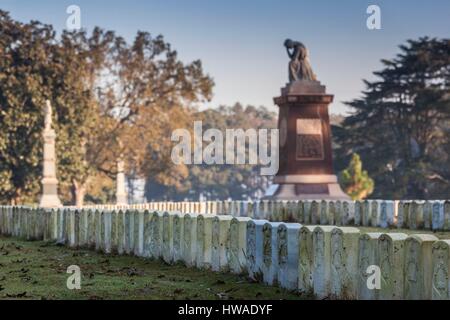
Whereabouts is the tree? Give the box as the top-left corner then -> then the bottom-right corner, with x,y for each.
0,11 -> 55,204
0,10 -> 213,206
339,153 -> 374,200
145,103 -> 277,201
335,37 -> 450,199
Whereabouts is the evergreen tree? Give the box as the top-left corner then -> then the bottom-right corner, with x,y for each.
339,153 -> 374,200
335,37 -> 450,199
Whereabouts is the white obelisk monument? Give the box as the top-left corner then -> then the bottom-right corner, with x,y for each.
39,100 -> 62,208
116,158 -> 127,205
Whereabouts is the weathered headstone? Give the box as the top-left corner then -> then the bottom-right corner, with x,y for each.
342,201 -> 353,225
444,201 -> 450,231
95,210 -> 102,252
354,201 -> 362,226
117,210 -> 125,254
320,200 -> 328,225
313,226 -> 335,299
262,222 -> 282,285
357,233 -> 383,300
379,201 -> 388,228
303,201 -> 311,224
378,233 -> 408,300
431,240 -> 450,300
183,213 -> 199,267
134,210 -> 144,256
310,201 -> 320,224
103,210 -> 112,254
172,212 -> 185,262
211,215 -> 233,272
330,227 -> 360,299
362,201 -> 370,227
370,201 -> 379,227
277,223 -> 302,290
432,202 -> 442,231
328,201 -> 336,225
142,210 -> 154,258
196,214 -> 215,269
423,201 -> 432,230
246,219 -> 268,281
227,217 -> 251,274
404,234 -> 438,300
149,211 -> 164,259
333,201 -> 342,226
298,225 -> 316,295
162,212 -> 175,264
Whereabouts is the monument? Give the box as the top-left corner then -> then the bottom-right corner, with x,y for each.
116,158 -> 128,205
39,100 -> 62,208
268,39 -> 349,200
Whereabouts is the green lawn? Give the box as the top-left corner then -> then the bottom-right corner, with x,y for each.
0,236 -> 306,300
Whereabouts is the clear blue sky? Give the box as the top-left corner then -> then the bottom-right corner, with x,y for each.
2,0 -> 449,114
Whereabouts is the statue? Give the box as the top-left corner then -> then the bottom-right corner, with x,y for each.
284,39 -> 317,82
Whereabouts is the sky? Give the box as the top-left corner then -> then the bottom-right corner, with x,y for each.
1,0 -> 449,114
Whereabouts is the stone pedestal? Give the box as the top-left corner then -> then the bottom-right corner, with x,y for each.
39,101 -> 62,208
268,80 -> 349,200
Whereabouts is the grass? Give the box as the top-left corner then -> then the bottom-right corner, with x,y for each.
0,236 -> 306,300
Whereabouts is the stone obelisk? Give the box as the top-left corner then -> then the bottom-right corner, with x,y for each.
116,159 -> 127,205
39,100 -> 62,208
267,39 -> 349,200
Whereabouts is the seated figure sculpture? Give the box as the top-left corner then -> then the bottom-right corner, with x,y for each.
284,39 -> 317,82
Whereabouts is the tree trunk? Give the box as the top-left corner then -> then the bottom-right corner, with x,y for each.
72,179 -> 86,207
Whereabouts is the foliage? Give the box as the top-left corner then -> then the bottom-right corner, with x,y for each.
339,153 -> 374,200
335,37 -> 450,199
145,103 -> 277,201
0,10 -> 213,205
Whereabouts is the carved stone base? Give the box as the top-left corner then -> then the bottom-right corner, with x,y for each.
265,174 -> 350,200
39,178 -> 62,208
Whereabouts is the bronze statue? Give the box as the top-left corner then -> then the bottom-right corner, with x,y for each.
284,39 -> 317,82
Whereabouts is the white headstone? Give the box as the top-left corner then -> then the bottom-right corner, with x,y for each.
313,226 -> 335,299
310,201 -> 320,224
246,219 -> 268,281
298,225 -> 316,295
378,233 -> 408,299
320,200 -> 328,225
277,223 -> 302,290
432,202 -> 443,231
149,211 -> 164,259
330,227 -> 360,299
444,201 -> 450,231
172,212 -> 185,262
196,214 -> 215,269
183,213 -> 199,267
404,234 -> 438,300
357,233 -> 383,300
354,201 -> 362,226
431,240 -> 450,300
262,222 -> 282,285
227,217 -> 251,274
162,212 -> 176,264
211,215 -> 233,272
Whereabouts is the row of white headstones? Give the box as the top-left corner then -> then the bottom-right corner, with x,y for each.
82,199 -> 450,231
0,206 -> 449,300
